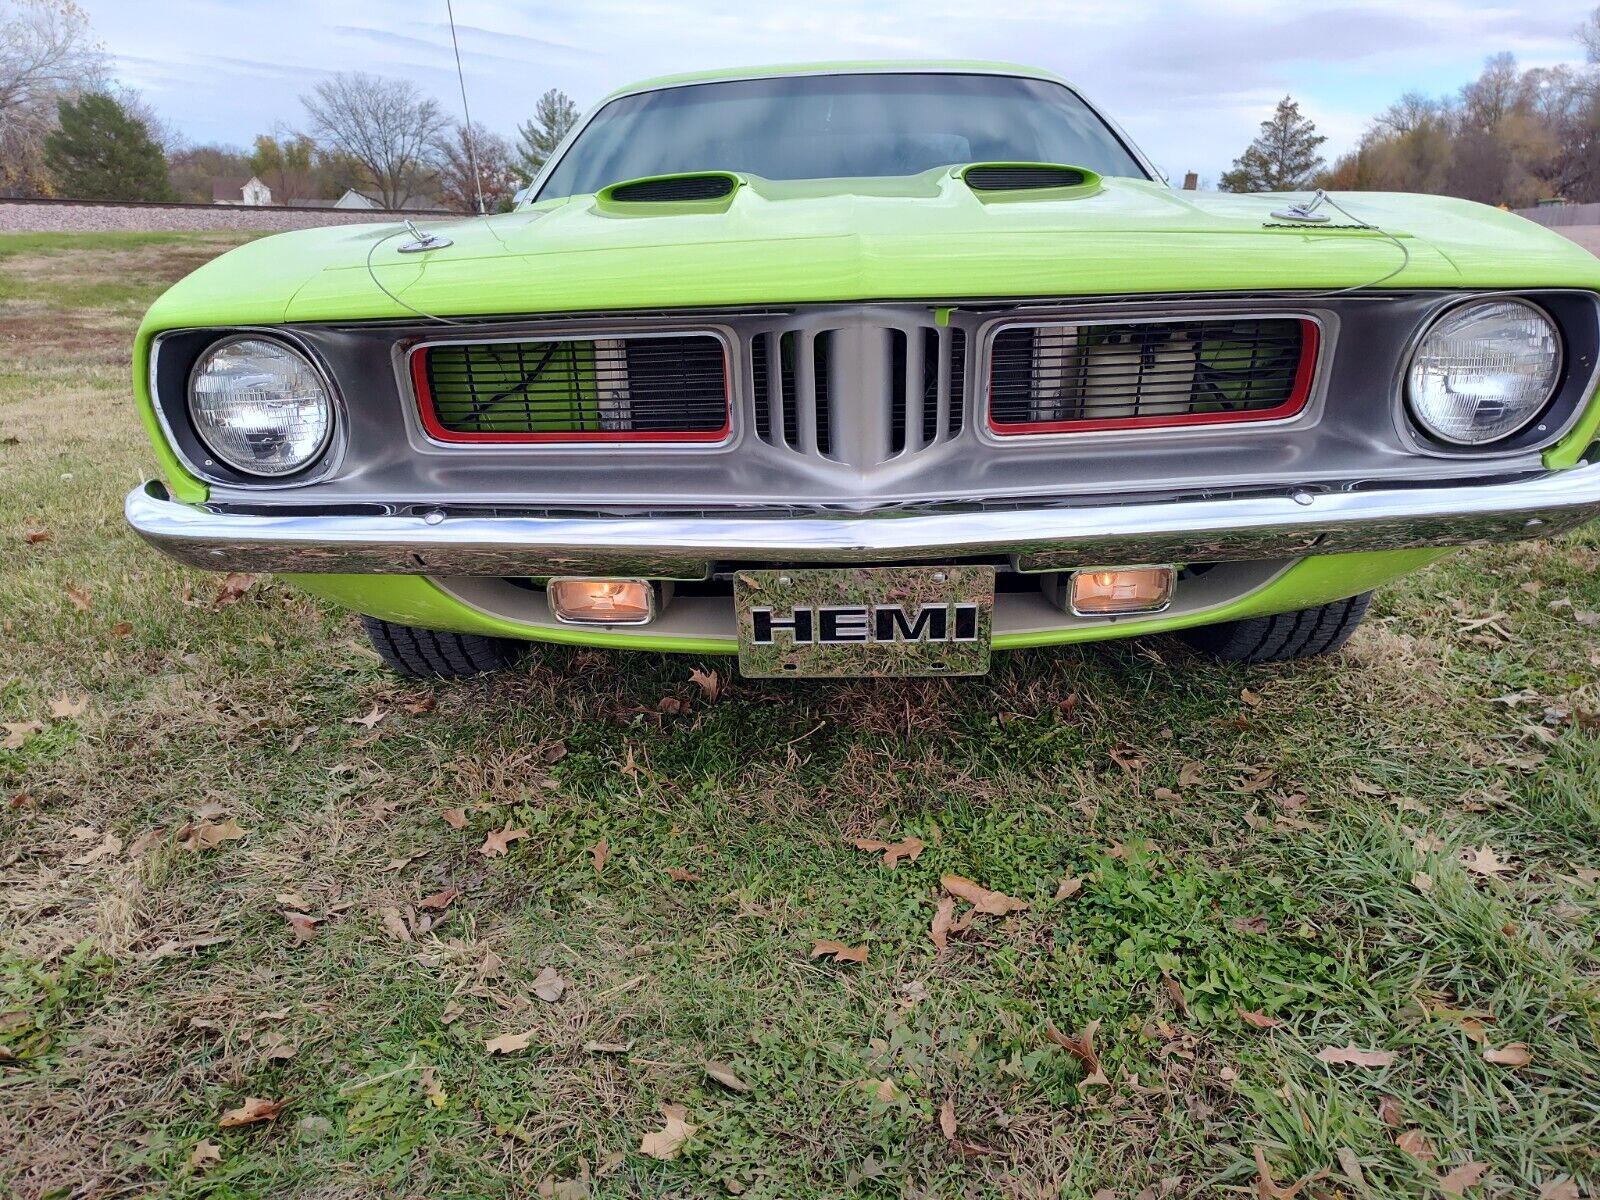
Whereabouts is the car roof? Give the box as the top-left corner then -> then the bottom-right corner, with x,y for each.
604,60 -> 1064,100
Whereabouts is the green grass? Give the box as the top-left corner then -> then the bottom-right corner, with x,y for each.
1,232 -> 1597,1199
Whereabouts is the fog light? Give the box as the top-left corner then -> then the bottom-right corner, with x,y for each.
547,578 -> 655,625
1068,566 -> 1175,616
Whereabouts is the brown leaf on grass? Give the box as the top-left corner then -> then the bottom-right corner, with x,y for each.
1179,760 -> 1207,789
940,874 -> 1029,915
666,867 -> 701,883
378,906 -> 412,942
400,696 -> 436,715
852,835 -> 925,869
283,912 -> 321,943
440,1000 -> 463,1025
703,1061 -> 752,1092
420,1066 -> 446,1108
1045,1019 -> 1102,1076
1395,1129 -> 1436,1161
213,572 -> 260,607
589,838 -> 609,874
345,705 -> 386,729
1482,1042 -> 1531,1067
180,819 -> 248,851
1253,1146 -> 1328,1200
1316,1045 -> 1396,1068
1231,915 -> 1270,934
479,826 -> 529,858
810,939 -> 868,964
931,896 -> 956,955
1538,1179 -> 1580,1200
584,1040 -> 631,1053
1237,1007 -> 1281,1029
219,1096 -> 284,1128
188,1140 -> 222,1174
48,694 -> 88,720
539,740 -> 568,764
111,621 -> 133,638
1240,687 -> 1263,708
1413,833 -> 1446,855
1153,787 -> 1181,802
688,666 -> 722,702
533,966 -> 567,1002
418,888 -> 458,912
440,807 -> 468,830
24,529 -> 51,545
1378,1096 -> 1405,1127
1107,743 -> 1145,777
484,1029 -> 534,1055
1437,1162 -> 1490,1196
65,583 -> 91,612
1460,844 -> 1510,877
1055,875 -> 1085,900
3,721 -> 44,750
1412,871 -> 1435,893
638,1104 -> 696,1160
938,1096 -> 957,1142
1163,975 -> 1190,1017
10,791 -> 36,811
68,831 -> 122,866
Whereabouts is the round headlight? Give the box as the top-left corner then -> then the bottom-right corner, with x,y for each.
1407,299 -> 1561,446
188,336 -> 334,477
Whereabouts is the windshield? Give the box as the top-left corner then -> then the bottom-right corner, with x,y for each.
537,73 -> 1149,200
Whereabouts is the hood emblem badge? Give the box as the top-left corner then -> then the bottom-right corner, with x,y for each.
397,219 -> 452,253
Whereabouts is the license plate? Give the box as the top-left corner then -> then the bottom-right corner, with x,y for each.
734,566 -> 994,678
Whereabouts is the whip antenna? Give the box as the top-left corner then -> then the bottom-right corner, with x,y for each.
445,0 -> 486,215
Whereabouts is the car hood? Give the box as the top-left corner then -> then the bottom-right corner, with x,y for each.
140,170 -> 1600,331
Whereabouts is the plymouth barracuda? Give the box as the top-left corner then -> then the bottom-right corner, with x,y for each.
125,62 -> 1600,678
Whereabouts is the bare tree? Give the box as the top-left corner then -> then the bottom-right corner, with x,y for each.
300,72 -> 447,209
435,123 -> 517,213
0,0 -> 107,194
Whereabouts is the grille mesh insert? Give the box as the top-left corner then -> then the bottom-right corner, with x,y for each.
608,175 -> 735,202
966,165 -> 1087,191
988,318 -> 1313,433
418,335 -> 728,442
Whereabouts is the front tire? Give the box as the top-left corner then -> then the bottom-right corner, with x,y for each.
360,616 -> 529,679
1177,592 -> 1373,664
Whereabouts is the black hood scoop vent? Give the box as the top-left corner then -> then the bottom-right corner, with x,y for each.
601,172 -> 740,204
961,163 -> 1099,194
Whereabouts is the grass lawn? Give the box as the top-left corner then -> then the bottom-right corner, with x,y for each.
1,231 -> 1598,1200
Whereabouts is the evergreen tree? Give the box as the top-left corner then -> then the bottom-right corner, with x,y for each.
42,91 -> 173,199
1219,96 -> 1327,193
516,88 -> 578,178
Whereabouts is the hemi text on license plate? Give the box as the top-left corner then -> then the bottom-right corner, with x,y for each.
748,602 -> 981,645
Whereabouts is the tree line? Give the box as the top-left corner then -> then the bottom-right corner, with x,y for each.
0,0 -> 578,211
1221,9 -> 1600,205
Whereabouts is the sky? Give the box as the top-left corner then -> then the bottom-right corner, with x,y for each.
88,0 -> 1597,182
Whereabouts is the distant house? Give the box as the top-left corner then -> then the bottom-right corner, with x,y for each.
212,176 -> 273,206
332,189 -> 380,210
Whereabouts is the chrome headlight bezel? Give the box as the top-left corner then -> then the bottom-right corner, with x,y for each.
1404,297 -> 1564,448
186,334 -> 337,478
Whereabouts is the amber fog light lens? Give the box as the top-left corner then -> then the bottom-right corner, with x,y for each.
547,578 -> 655,624
1069,566 -> 1175,616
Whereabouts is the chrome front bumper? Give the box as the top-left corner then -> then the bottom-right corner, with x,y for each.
125,465 -> 1600,579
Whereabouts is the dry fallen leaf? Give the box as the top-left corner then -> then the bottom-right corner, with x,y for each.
1237,1007 -> 1281,1029
1178,760 -> 1207,789
1253,1145 -> 1327,1200
181,819 -> 248,851
345,705 -> 387,729
703,1061 -> 752,1092
219,1096 -> 284,1128
440,807 -> 468,830
1240,687 -> 1263,709
3,721 -> 44,750
188,1140 -> 222,1175
1316,1045 -> 1396,1068
941,874 -> 1029,915
24,529 -> 51,545
810,939 -> 868,964
213,572 -> 260,607
420,1066 -> 446,1108
1045,1019 -> 1102,1076
479,826 -> 529,858
638,1104 -> 695,1160
418,888 -> 458,912
1055,875 -> 1084,900
1437,1162 -> 1490,1197
688,666 -> 722,702
1395,1129 -> 1436,1162
931,895 -> 956,955
1461,844 -> 1510,877
1482,1042 -> 1531,1067
68,831 -> 122,866
65,583 -> 91,612
484,1029 -> 534,1055
589,837 -> 609,874
584,1040 -> 631,1053
378,906 -> 412,942
666,867 -> 701,883
532,965 -> 567,1003
1378,1095 -> 1404,1127
284,911 -> 321,943
1231,915 -> 1270,934
1411,871 -> 1435,893
852,835 -> 925,869
1537,1178 -> 1580,1200
48,694 -> 88,720
938,1096 -> 957,1142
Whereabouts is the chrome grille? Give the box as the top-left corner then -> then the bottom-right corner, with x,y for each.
988,317 -> 1314,434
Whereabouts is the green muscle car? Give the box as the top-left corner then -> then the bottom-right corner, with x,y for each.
126,62 -> 1600,679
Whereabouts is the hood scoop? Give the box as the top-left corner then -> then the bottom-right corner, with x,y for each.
961,162 -> 1101,198
597,171 -> 742,212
